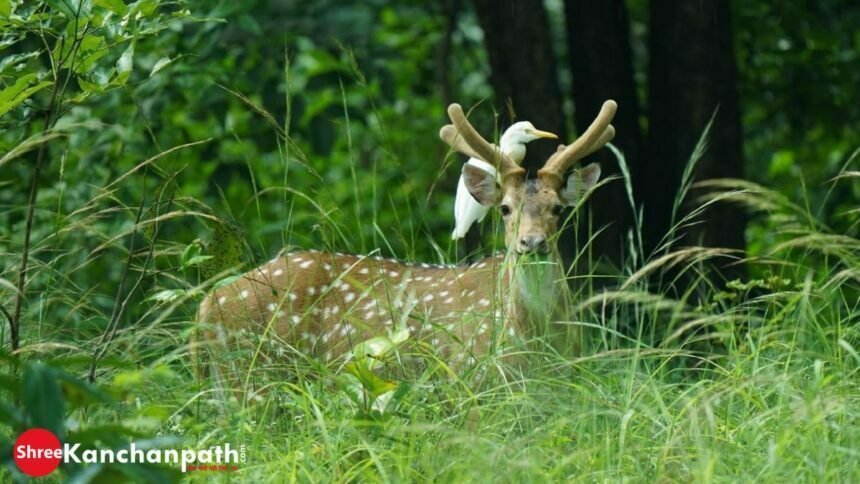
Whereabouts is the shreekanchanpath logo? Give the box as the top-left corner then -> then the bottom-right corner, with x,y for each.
12,428 -> 245,477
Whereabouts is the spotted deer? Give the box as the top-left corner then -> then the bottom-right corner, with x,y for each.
196,100 -> 616,384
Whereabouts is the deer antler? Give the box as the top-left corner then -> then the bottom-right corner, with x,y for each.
440,104 -> 525,184
538,100 -> 617,188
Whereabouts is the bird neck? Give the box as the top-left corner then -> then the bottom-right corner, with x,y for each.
500,137 -> 527,164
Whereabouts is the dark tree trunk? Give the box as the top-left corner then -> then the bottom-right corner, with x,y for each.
471,0 -> 565,169
565,0 -> 644,268
647,0 -> 746,274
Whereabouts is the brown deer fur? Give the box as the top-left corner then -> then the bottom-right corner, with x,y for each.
196,100 -> 617,386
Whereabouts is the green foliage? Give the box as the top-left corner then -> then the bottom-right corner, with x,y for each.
0,357 -> 182,482
0,0 -> 858,481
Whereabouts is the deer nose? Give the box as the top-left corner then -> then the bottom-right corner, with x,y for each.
518,235 -> 548,253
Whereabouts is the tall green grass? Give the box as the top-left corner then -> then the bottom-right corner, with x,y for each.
2,78 -> 859,482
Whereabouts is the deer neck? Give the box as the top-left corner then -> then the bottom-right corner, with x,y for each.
503,253 -> 565,327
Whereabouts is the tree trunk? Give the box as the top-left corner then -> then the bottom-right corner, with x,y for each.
471,0 -> 565,169
647,0 -> 746,275
565,0 -> 644,268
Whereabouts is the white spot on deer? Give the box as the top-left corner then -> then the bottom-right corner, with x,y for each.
260,268 -> 269,275
507,327 -> 517,338
344,292 -> 355,303
388,270 -> 399,278
457,273 -> 466,279
439,290 -> 449,297
276,310 -> 285,318
307,287 -> 316,296
300,332 -> 317,343
478,323 -> 489,335
364,310 -> 375,320
269,257 -> 280,264
321,332 -> 331,344
422,323 -> 433,331
323,307 -> 331,318
339,282 -> 350,291
444,297 -> 454,304
240,290 -> 249,299
273,269 -> 284,276
266,303 -> 277,312
467,289 -> 476,297
477,262 -> 487,268
421,263 -> 430,268
291,315 -> 301,325
311,307 -> 321,315
323,263 -> 331,271
362,300 -> 375,310
217,296 -> 227,305
359,267 -> 369,274
288,292 -> 297,301
299,260 -> 313,269
445,311 -> 456,318
431,338 -> 440,346
338,325 -> 351,337
331,305 -> 340,315
342,262 -> 350,269
479,298 -> 490,307
292,256 -> 304,263
423,294 -> 434,302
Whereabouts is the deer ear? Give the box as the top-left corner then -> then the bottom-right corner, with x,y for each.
559,163 -> 601,206
462,163 -> 499,205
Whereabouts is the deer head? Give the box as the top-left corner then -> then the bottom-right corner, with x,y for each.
440,101 -> 616,254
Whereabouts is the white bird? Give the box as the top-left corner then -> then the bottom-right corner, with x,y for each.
452,121 -> 557,239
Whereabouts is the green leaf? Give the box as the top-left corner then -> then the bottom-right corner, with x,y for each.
0,73 -> 53,117
93,0 -> 125,15
350,328 -> 410,370
76,74 -> 105,95
344,362 -> 397,398
202,220 -> 246,278
44,0 -> 92,20
113,41 -> 134,85
0,400 -> 25,427
149,56 -> 173,77
0,0 -> 11,18
184,255 -> 213,268
147,288 -> 186,303
55,372 -> 111,409
22,363 -> 65,436
73,34 -> 108,74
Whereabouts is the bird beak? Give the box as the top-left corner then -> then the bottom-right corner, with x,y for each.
527,128 -> 558,140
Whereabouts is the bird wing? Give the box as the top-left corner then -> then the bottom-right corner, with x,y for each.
452,159 -> 495,240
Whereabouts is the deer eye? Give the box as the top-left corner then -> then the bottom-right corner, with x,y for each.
500,204 -> 511,217
552,204 -> 564,216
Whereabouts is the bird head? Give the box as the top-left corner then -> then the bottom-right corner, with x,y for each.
501,121 -> 558,147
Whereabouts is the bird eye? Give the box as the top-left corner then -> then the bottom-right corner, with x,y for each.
552,204 -> 564,216
500,204 -> 511,216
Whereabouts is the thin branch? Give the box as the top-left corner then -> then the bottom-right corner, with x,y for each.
87,169 -> 176,383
